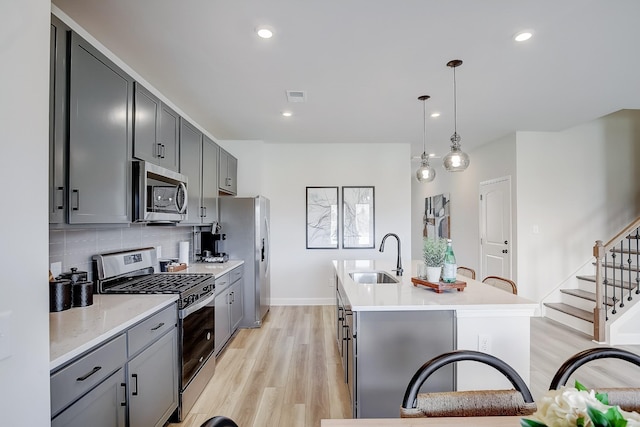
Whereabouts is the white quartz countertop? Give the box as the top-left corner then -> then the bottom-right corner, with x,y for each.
50,294 -> 178,371
333,259 -> 539,313
176,260 -> 244,277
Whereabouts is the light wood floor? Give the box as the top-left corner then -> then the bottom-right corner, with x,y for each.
168,306 -> 640,427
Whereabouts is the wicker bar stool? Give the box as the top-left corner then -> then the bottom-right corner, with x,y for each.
549,347 -> 640,412
482,275 -> 517,294
457,266 -> 476,280
200,416 -> 239,427
400,350 -> 536,418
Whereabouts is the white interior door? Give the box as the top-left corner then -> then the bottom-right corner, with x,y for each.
479,177 -> 512,280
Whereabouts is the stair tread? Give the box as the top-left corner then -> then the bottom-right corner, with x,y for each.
560,288 -> 615,306
544,302 -> 594,323
577,275 -> 639,289
611,248 -> 640,255
592,261 -> 640,273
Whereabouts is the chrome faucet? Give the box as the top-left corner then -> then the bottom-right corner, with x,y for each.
379,233 -> 403,276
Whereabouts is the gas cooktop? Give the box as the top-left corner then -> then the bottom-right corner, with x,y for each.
93,247 -> 215,310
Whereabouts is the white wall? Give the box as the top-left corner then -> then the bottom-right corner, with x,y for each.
0,0 -> 51,424
264,143 -> 412,304
516,110 -> 640,301
411,134 -> 517,279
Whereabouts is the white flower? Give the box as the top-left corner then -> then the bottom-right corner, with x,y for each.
529,387 -> 614,427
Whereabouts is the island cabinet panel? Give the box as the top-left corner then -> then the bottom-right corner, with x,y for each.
67,31 -> 133,224
354,310 -> 455,419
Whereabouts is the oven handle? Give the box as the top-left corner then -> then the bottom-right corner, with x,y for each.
179,292 -> 215,319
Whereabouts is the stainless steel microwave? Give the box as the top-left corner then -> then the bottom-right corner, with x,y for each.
133,161 -> 188,223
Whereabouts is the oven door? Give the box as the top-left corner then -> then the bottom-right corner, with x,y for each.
180,295 -> 215,388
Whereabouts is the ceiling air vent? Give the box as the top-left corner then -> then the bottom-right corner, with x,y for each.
286,90 -> 306,103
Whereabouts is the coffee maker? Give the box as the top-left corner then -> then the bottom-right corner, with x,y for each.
200,231 -> 229,263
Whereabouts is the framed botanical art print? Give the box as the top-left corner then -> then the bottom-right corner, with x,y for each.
342,186 -> 375,249
306,186 -> 339,249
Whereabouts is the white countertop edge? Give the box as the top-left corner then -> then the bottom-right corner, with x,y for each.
455,307 -> 538,317
351,303 -> 539,312
50,295 -> 178,371
178,260 -> 244,277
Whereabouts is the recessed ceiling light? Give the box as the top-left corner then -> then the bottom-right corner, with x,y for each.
282,111 -> 292,117
430,112 -> 441,118
256,27 -> 273,39
514,31 -> 533,42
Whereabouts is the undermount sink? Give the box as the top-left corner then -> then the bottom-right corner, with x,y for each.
349,271 -> 399,284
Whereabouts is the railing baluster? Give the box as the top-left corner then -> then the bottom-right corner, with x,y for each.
628,235 -> 633,301
636,228 -> 640,295
610,250 -> 617,315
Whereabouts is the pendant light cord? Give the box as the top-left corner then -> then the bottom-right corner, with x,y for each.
422,98 -> 427,156
453,66 -> 457,136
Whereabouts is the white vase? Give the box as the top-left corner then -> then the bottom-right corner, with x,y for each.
425,266 -> 442,283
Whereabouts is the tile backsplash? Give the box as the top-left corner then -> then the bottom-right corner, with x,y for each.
49,224 -> 195,281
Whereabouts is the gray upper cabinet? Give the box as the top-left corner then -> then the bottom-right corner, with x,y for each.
218,147 -> 237,195
133,83 -> 180,171
49,16 -> 68,224
180,119 -> 219,225
67,32 -> 133,224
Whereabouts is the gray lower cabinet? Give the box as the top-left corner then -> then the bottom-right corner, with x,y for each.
218,147 -> 237,195
335,280 -> 455,419
128,328 -> 179,427
51,303 -> 179,426
67,31 -> 133,224
214,267 -> 244,355
180,119 -> 219,225
52,367 -> 126,427
133,83 -> 180,172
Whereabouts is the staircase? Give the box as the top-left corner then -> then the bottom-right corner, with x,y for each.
543,217 -> 640,343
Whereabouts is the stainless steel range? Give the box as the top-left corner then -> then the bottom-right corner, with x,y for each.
93,247 -> 215,422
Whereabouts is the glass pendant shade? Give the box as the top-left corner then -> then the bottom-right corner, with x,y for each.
416,153 -> 436,183
443,132 -> 470,172
443,59 -> 470,172
415,95 -> 435,183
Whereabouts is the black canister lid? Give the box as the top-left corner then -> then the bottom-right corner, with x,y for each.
59,267 -> 88,284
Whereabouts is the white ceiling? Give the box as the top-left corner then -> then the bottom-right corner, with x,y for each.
53,0 -> 640,156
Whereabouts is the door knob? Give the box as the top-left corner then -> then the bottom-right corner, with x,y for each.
504,240 -> 508,245
502,249 -> 508,254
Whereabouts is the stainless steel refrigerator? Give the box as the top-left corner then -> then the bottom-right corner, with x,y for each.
219,196 -> 270,328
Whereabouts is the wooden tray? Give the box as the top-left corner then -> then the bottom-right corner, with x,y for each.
167,263 -> 188,272
411,277 -> 467,293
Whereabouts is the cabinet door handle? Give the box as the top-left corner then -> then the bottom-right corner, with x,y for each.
151,322 -> 165,331
76,366 -> 101,381
131,373 -> 138,396
226,177 -> 232,187
155,143 -> 162,158
160,143 -> 166,158
120,383 -> 127,406
72,189 -> 79,211
57,187 -> 64,209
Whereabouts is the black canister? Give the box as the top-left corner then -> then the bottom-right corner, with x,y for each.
50,279 -> 72,312
59,267 -> 88,284
72,281 -> 94,307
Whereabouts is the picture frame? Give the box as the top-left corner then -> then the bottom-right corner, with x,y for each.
342,186 -> 375,249
306,186 -> 339,249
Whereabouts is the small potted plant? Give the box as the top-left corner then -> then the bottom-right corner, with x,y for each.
422,237 -> 447,282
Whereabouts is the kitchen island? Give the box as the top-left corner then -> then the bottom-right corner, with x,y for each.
333,259 -> 538,419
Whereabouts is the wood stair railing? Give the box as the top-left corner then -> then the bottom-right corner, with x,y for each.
593,216 -> 640,342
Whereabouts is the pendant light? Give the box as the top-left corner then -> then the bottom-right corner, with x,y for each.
415,95 -> 436,183
443,59 -> 470,172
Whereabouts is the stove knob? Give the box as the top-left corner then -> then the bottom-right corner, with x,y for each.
206,332 -> 211,340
